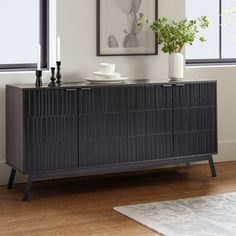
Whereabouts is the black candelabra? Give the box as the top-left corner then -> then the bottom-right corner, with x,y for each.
35,70 -> 42,87
56,61 -> 62,85
48,67 -> 56,87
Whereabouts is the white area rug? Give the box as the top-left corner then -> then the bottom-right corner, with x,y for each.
114,192 -> 236,236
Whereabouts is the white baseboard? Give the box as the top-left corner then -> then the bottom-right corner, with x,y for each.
0,141 -> 236,186
216,141 -> 236,162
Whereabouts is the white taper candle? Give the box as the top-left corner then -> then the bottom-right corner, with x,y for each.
37,44 -> 41,70
57,36 -> 61,61
52,43 -> 56,67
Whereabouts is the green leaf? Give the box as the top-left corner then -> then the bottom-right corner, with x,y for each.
146,16 -> 209,54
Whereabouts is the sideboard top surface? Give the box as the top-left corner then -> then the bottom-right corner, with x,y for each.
6,78 -> 217,90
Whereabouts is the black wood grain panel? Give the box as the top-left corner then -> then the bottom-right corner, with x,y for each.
24,89 -> 78,173
173,82 -> 217,157
79,85 -> 173,167
127,85 -> 173,160
79,86 -> 128,167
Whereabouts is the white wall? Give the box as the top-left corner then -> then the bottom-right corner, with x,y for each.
0,0 -> 235,185
56,0 -> 184,81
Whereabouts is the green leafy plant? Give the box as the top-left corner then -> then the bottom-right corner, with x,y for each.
139,16 -> 209,54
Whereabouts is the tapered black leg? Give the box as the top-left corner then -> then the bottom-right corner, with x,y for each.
185,162 -> 191,168
7,168 -> 16,190
23,176 -> 33,201
208,156 -> 217,177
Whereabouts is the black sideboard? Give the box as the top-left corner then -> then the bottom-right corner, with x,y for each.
6,80 -> 218,200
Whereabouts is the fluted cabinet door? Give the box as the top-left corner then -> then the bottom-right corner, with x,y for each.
24,89 -> 78,173
126,85 -> 173,161
173,82 -> 217,157
78,86 -> 128,167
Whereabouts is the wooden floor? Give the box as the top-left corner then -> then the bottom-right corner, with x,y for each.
1,162 -> 236,236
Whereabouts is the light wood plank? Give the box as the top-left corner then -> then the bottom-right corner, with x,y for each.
1,162 -> 236,236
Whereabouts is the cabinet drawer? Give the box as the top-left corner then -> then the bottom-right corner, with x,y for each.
24,89 -> 78,118
79,86 -> 126,114
126,84 -> 172,111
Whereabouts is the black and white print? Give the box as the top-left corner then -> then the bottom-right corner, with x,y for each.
97,0 -> 157,56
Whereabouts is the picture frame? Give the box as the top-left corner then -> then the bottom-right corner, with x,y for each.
97,0 -> 158,56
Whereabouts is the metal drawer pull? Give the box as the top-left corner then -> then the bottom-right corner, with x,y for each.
65,89 -> 77,92
162,84 -> 172,87
175,84 -> 185,87
81,88 -> 92,91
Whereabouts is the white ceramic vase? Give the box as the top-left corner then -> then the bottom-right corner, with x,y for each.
169,53 -> 184,81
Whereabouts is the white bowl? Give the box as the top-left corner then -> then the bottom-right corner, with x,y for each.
86,77 -> 128,83
100,63 -> 115,75
93,71 -> 121,79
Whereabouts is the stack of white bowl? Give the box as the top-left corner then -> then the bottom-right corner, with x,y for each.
86,63 -> 128,83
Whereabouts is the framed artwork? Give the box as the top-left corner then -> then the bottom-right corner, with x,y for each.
97,0 -> 158,56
